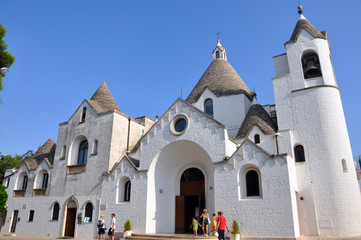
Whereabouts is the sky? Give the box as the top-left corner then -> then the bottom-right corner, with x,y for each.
1,1 -> 361,159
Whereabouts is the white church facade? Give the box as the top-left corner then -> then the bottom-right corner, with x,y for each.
2,10 -> 361,239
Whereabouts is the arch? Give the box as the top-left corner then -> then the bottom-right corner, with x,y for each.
240,164 -> 262,198
92,140 -> 98,155
301,51 -> 322,79
80,107 -> 86,123
34,169 -> 49,189
62,196 -> 79,238
204,98 -> 214,117
254,134 -> 260,144
68,135 -> 88,166
16,172 -> 28,190
342,159 -> 348,172
51,202 -> 60,221
84,202 -> 94,222
116,177 -> 131,203
294,145 -> 305,163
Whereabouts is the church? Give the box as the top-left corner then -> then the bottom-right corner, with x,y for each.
2,6 -> 361,239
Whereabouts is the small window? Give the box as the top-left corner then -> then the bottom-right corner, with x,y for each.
204,98 -> 214,117
28,210 -> 34,222
294,145 -> 305,163
246,170 -> 260,197
52,203 -> 60,221
124,180 -> 131,202
80,107 -> 87,123
216,51 -> 220,59
61,145 -> 66,160
175,118 -> 187,133
85,203 -> 93,222
4,177 -> 9,188
77,140 -> 88,165
42,173 -> 49,189
342,159 -> 348,172
302,52 -> 322,79
22,175 -> 28,190
254,134 -> 260,144
92,140 -> 98,155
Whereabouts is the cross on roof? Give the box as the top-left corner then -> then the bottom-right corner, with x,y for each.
216,31 -> 222,40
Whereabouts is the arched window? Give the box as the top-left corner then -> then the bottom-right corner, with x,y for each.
124,180 -> 131,202
254,134 -> 260,144
92,140 -> 98,155
204,98 -> 214,117
85,202 -> 93,222
61,145 -> 66,160
302,52 -> 322,79
22,175 -> 28,190
80,107 -> 86,123
42,173 -> 49,189
246,170 -> 260,197
342,159 -> 348,172
77,140 -> 88,165
216,51 -> 220,59
52,203 -> 60,221
294,145 -> 305,163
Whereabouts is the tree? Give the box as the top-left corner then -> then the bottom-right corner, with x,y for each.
0,185 -> 8,214
0,24 -> 16,92
0,150 -> 33,181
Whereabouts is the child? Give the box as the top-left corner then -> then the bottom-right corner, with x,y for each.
190,217 -> 202,237
210,213 -> 217,236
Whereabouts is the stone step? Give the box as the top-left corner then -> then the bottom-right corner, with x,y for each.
126,233 -> 217,240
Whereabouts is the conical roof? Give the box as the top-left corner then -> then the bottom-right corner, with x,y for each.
25,137 -> 56,170
286,15 -> 326,44
186,59 -> 251,104
87,81 -> 120,113
236,103 -> 278,139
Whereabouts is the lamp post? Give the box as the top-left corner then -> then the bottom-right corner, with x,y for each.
0,67 -> 9,75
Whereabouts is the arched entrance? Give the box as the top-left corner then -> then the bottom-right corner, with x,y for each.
64,200 -> 77,237
175,168 -> 205,233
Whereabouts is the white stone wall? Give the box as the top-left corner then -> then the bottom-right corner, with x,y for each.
193,89 -> 252,138
213,140 -> 297,237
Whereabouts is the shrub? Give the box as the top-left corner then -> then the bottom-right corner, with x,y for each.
231,220 -> 240,235
124,219 -> 132,232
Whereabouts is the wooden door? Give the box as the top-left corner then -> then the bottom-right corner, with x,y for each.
10,210 -> 18,233
64,209 -> 76,237
175,196 -> 185,233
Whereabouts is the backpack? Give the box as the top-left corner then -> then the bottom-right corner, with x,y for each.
97,219 -> 103,228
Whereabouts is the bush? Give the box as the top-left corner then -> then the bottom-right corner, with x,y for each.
0,185 -> 8,214
124,219 -> 131,232
231,220 -> 240,235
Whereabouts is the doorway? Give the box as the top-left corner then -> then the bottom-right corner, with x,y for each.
175,168 -> 205,233
10,210 -> 18,233
64,200 -> 77,237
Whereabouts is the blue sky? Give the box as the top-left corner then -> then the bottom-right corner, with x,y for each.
1,1 -> 361,158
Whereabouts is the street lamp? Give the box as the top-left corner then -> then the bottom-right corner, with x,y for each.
0,67 -> 9,75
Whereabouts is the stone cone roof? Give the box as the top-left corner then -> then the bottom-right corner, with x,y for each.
286,15 -> 327,44
236,104 -> 278,139
88,81 -> 120,114
25,137 -> 56,170
186,59 -> 251,104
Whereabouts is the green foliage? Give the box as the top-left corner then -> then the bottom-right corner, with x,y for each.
0,150 -> 33,181
231,220 -> 240,235
124,219 -> 131,232
0,23 -> 16,92
0,185 -> 8,214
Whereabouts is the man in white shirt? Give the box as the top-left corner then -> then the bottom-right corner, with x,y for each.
108,213 -> 116,240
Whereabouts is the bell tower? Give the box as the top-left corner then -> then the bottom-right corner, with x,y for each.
272,6 -> 361,237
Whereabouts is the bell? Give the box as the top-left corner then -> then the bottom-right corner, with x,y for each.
305,58 -> 319,76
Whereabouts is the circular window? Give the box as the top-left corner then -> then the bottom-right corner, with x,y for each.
170,115 -> 189,136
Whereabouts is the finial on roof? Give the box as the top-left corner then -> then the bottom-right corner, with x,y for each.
297,5 -> 303,15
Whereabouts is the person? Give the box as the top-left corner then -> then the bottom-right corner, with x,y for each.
200,209 -> 210,236
210,213 -> 217,236
217,211 -> 229,240
97,214 -> 106,240
108,213 -> 116,240
189,217 -> 202,237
